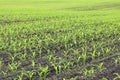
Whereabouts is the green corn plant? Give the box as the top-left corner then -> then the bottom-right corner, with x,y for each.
93,44 -> 96,49
113,73 -> 120,80
18,42 -> 21,48
64,61 -> 71,70
0,43 -> 5,50
77,55 -> 82,64
39,48 -> 42,55
18,52 -> 27,61
96,62 -> 104,73
81,53 -> 87,66
23,45 -> 27,52
53,57 -> 57,62
13,78 -> 18,80
26,70 -> 35,80
9,53 -> 17,63
64,42 -> 68,50
70,76 -> 78,80
2,71 -> 7,77
102,77 -> 108,80
89,67 -> 95,78
54,64 -> 61,74
8,62 -> 20,72
118,38 -> 120,42
91,52 -> 95,61
82,47 -> 85,53
20,69 -> 34,80
31,60 -> 35,68
101,48 -> 105,55
23,39 -> 27,45
13,46 -> 17,53
17,75 -> 23,80
83,67 -> 95,80
0,58 -> 3,69
48,54 -> 53,61
20,69 -> 28,78
114,57 -> 120,67
74,49 -> 79,55
63,78 -> 67,80
63,51 -> 68,57
58,65 -> 62,74
97,52 -> 100,59
83,68 -> 88,80
47,49 -> 50,54
31,52 -> 36,59
38,65 -> 49,78
105,48 -> 110,55
51,62 -> 61,74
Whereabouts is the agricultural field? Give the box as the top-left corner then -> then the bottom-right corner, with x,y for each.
0,0 -> 120,80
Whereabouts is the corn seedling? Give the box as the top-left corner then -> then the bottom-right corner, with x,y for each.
83,68 -> 88,80
81,53 -> 87,66
102,77 -> 108,80
26,70 -> 35,80
91,51 -> 96,61
63,61 -> 71,70
77,55 -> 82,64
17,75 -> 23,80
89,67 -> 95,78
9,53 -> 17,63
8,62 -> 20,72
0,58 -> 3,69
2,71 -> 7,77
113,73 -> 120,80
31,60 -> 35,68
63,78 -> 67,80
74,49 -> 79,55
114,57 -> 120,67
105,48 -> 110,55
70,76 -> 78,80
96,62 -> 104,73
63,51 -> 68,57
97,52 -> 101,59
31,52 -> 36,59
53,64 -> 61,74
38,65 -> 49,78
